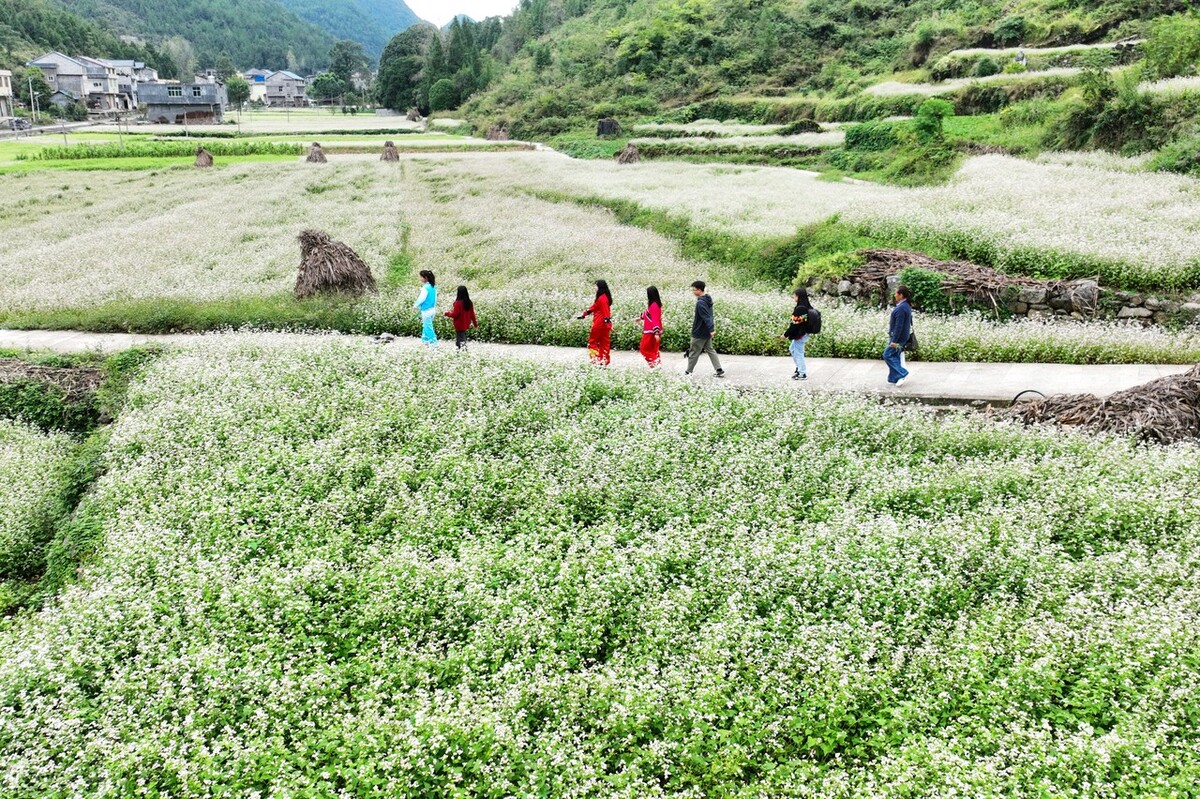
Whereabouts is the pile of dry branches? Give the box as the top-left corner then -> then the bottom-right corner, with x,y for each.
0,359 -> 103,404
294,229 -> 376,299
999,365 -> 1200,444
852,249 -> 1063,310
194,146 -> 213,168
615,143 -> 641,164
306,142 -> 327,163
381,141 -> 399,162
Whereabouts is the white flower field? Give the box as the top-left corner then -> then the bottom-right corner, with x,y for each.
4,122 -> 1200,797
2,336 -> 1200,797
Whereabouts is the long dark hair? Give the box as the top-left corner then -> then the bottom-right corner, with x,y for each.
793,287 -> 810,308
456,284 -> 473,311
646,285 -> 662,308
595,279 -> 613,306
419,269 -> 436,286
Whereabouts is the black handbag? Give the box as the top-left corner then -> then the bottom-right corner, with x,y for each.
903,330 -> 918,356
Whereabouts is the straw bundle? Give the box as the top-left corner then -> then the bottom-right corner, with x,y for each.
306,142 -> 327,163
294,229 -> 377,299
486,124 -> 509,141
616,143 -> 641,164
999,364 -> 1200,444
406,108 -> 422,122
381,141 -> 400,161
193,146 -> 214,168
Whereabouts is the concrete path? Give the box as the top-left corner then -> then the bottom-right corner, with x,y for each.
1,329 -> 1191,405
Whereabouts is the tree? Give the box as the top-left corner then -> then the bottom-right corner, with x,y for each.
226,74 -> 250,109
214,52 -> 237,82
377,24 -> 437,110
16,68 -> 52,111
429,78 -> 458,111
162,36 -> 197,80
309,72 -> 345,103
329,40 -> 370,87
913,98 -> 954,144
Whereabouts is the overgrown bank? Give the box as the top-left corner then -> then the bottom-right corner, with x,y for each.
0,348 -> 159,614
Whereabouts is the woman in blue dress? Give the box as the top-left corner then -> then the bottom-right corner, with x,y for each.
414,270 -> 438,345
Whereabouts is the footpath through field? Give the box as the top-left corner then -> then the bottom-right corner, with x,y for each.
1,329 -> 1190,406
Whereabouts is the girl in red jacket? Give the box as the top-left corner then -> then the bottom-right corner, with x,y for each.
579,279 -> 614,366
444,285 -> 478,351
639,285 -> 663,368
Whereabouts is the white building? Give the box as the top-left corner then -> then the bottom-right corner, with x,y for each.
0,70 -> 12,119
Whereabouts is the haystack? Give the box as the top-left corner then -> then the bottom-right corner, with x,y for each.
194,146 -> 214,168
381,141 -> 400,161
998,364 -> 1200,444
406,108 -> 422,122
616,143 -> 641,164
486,124 -> 509,141
294,229 -> 377,299
306,142 -> 327,163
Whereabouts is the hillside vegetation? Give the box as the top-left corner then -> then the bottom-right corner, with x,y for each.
0,0 -> 176,76
49,0 -> 336,71
276,0 -> 421,58
462,0 -> 1192,136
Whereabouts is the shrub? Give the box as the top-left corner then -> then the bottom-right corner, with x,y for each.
993,16 -> 1028,47
429,78 -> 458,112
898,266 -> 953,313
1143,13 -> 1200,80
845,120 -> 901,151
913,98 -> 954,144
1149,134 -> 1200,177
973,57 -> 1001,78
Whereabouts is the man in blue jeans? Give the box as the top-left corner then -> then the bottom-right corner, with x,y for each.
884,285 -> 913,386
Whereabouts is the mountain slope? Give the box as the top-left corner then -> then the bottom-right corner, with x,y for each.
276,0 -> 423,58
50,0 -> 336,71
466,0 -> 1190,127
0,0 -> 176,76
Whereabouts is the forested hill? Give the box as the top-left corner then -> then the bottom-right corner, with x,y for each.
49,0 -> 337,71
465,0 -> 1190,126
276,0 -> 423,58
0,0 -> 176,76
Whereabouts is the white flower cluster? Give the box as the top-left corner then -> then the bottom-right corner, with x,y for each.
0,419 -> 74,591
864,68 -> 1087,97
629,132 -> 847,149
1137,75 -> 1200,96
2,335 -> 1200,796
633,121 -> 788,136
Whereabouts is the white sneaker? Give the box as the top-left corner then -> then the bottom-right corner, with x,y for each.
895,377 -> 908,387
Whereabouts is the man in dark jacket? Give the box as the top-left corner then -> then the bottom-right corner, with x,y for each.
685,280 -> 725,377
884,285 -> 913,386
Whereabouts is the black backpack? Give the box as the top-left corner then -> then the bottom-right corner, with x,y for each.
804,306 -> 822,335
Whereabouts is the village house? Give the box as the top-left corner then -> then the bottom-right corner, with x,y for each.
243,69 -> 271,104
76,56 -> 123,111
27,53 -> 88,108
0,71 -> 12,120
140,82 -> 228,124
104,59 -> 160,108
264,70 -> 307,107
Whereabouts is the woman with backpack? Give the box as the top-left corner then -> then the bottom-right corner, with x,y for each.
782,288 -> 818,380
578,279 -> 614,366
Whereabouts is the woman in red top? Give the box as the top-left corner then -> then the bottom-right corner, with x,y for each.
579,279 -> 613,366
639,285 -> 663,368
444,285 -> 478,351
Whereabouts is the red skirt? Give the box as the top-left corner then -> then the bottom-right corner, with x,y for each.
639,333 -> 661,368
588,326 -> 611,366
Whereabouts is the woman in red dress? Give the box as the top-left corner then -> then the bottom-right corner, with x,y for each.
579,279 -> 614,366
639,285 -> 663,368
